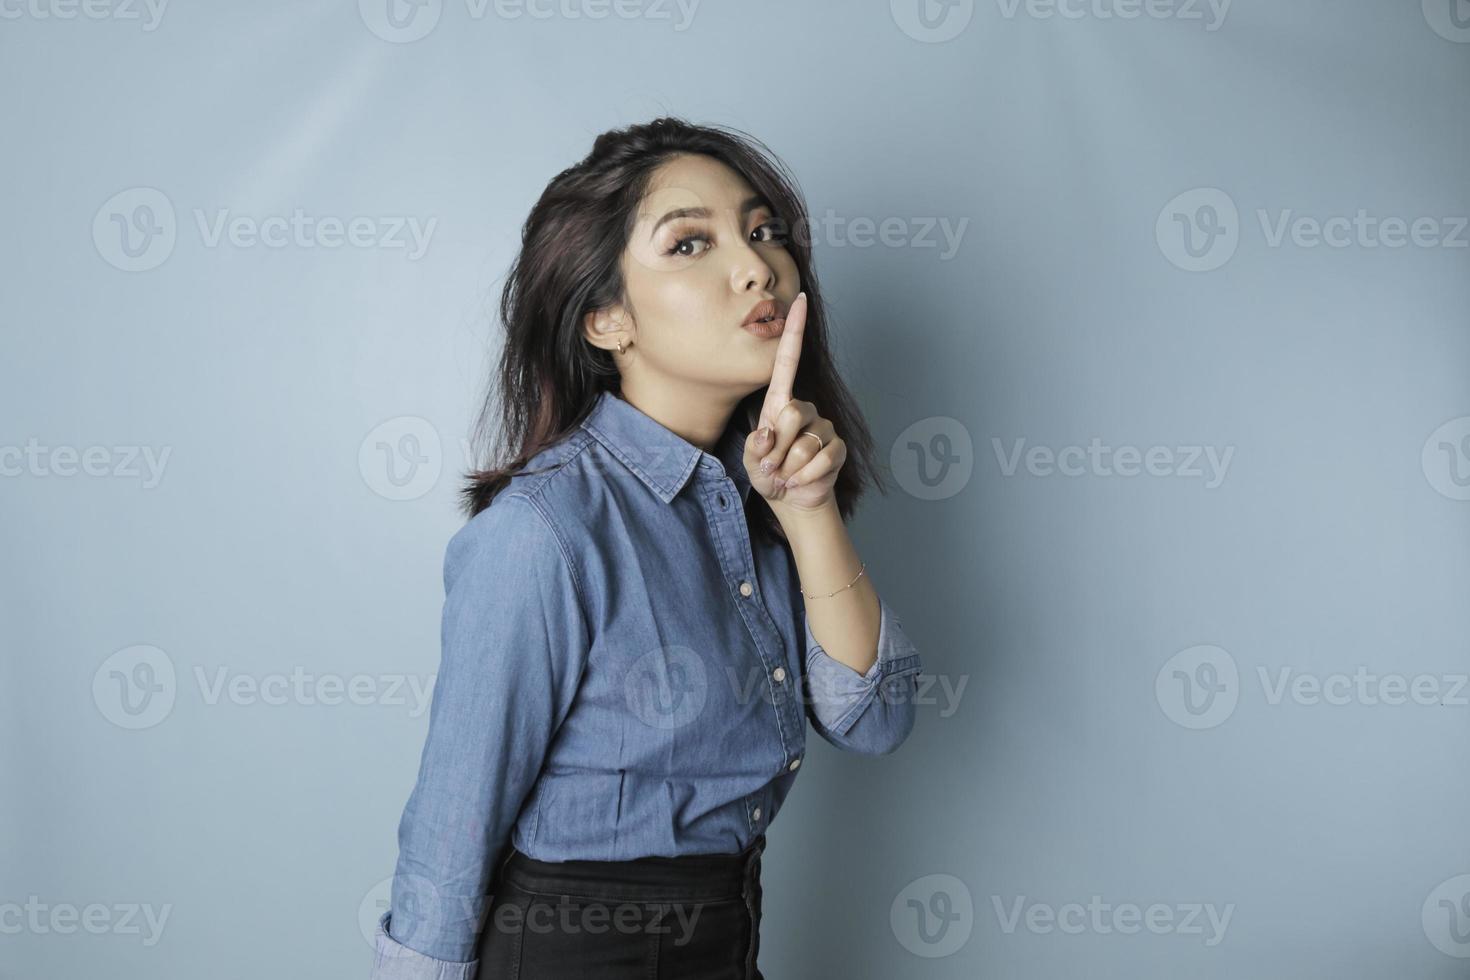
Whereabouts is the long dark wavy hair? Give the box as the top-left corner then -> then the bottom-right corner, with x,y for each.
459,117 -> 886,544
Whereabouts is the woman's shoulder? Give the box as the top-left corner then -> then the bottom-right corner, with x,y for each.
444,482 -> 578,600
469,431 -> 593,519
451,431 -> 600,555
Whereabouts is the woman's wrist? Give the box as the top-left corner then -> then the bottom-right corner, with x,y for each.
769,497 -> 843,534
774,499 -> 854,579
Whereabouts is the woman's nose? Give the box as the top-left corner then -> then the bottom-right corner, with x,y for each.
729,240 -> 776,293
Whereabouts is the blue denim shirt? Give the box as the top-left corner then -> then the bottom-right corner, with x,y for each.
371,389 -> 923,979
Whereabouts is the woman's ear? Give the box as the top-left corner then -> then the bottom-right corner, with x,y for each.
582,306 -> 629,351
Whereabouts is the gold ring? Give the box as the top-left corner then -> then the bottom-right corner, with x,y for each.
798,431 -> 825,451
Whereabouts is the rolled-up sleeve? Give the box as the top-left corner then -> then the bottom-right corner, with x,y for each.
372,493 -> 590,979
802,594 -> 923,755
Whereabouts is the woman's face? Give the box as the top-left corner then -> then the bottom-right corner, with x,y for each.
590,152 -> 802,399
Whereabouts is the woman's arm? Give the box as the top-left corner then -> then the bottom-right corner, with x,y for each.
783,502 -> 924,755
372,493 -> 590,979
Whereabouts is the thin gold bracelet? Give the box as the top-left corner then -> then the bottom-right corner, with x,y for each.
802,560 -> 866,599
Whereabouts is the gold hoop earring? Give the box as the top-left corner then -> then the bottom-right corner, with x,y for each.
616,337 -> 626,355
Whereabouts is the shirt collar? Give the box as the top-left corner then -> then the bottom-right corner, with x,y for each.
580,390 -> 752,505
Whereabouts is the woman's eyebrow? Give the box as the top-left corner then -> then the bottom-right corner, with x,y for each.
648,194 -> 771,238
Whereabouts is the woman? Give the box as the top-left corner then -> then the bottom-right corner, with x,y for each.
370,118 -> 925,980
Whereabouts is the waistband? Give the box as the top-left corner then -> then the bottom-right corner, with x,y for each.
498,834 -> 765,903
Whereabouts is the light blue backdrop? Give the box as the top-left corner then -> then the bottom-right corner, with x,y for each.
2,1 -> 1467,977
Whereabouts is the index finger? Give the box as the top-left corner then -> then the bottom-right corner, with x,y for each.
758,291 -> 807,430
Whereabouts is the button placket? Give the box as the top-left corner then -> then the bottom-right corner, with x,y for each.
701,468 -> 803,764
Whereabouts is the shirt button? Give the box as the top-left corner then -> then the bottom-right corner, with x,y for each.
752,806 -> 762,822
772,666 -> 785,682
738,581 -> 753,597
789,758 -> 801,772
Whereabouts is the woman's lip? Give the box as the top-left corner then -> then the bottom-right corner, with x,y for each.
742,299 -> 784,326
741,315 -> 786,338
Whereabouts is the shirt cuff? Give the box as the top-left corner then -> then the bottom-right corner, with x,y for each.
371,909 -> 478,980
803,594 -> 923,739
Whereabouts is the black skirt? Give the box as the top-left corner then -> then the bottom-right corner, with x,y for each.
476,834 -> 767,980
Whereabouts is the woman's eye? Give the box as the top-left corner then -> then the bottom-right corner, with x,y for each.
752,221 -> 788,244
666,234 -> 709,257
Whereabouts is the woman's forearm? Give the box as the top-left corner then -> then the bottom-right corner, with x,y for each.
777,501 -> 881,676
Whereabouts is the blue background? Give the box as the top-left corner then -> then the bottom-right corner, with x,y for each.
2,1 -> 1468,976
